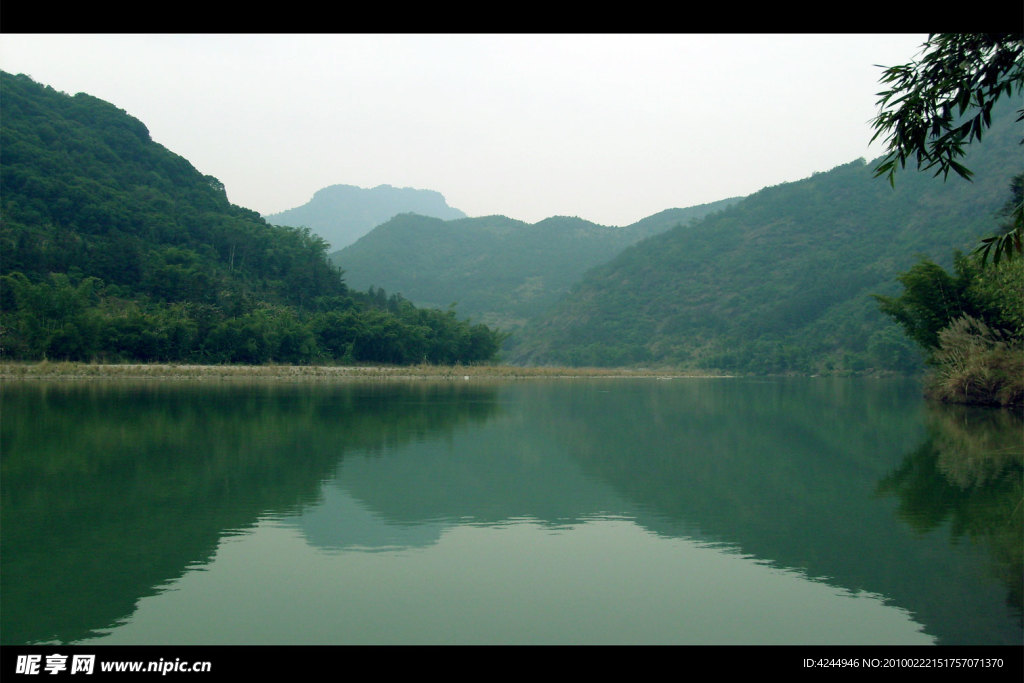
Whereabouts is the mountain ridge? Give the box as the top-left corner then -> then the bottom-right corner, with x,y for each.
331,197 -> 740,330
264,183 -> 467,250
0,71 -> 503,365
509,99 -> 1022,372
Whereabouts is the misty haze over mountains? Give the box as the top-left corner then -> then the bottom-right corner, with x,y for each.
5,69 -> 1019,375
268,97 -> 1021,373
263,184 -> 467,250
326,200 -> 741,331
0,72 -> 505,366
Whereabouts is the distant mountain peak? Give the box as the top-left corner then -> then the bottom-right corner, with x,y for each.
265,183 -> 467,251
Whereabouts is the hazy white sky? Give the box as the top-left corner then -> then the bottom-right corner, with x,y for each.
1,33 -> 929,226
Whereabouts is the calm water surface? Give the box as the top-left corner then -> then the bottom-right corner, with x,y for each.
2,377 -> 1020,645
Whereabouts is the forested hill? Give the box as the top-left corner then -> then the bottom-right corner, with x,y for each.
331,197 -> 738,330
0,72 -> 503,365
264,183 -> 467,251
510,98 -> 1023,373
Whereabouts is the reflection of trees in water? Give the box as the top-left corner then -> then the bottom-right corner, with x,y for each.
0,380 -> 500,645
877,404 -> 1023,626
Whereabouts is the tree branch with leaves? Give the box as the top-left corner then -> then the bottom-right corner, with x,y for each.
870,33 -> 1023,264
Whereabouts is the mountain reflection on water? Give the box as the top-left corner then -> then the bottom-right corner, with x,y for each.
1,378 -> 1019,645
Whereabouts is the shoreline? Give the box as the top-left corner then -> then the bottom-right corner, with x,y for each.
0,361 -> 728,382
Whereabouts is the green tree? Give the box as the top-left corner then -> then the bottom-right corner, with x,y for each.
873,256 -> 980,352
870,33 -> 1023,263
874,250 -> 1023,405
874,250 -> 1022,353
0,72 -> 505,367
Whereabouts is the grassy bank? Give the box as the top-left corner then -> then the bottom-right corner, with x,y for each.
0,361 -> 721,381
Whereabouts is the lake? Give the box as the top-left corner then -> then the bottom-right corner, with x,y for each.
2,376 -> 1021,645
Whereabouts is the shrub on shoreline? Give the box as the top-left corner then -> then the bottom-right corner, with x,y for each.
924,316 -> 1023,407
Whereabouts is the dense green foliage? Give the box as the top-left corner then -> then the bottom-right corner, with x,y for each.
874,231 -> 1023,406
510,98 -> 1022,373
331,199 -> 739,332
874,252 -> 1022,353
872,34 -> 1023,185
0,72 -> 502,365
871,33 -> 1023,265
869,34 -> 1023,404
